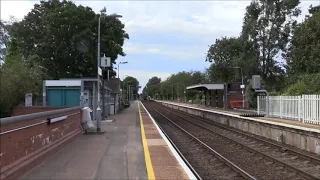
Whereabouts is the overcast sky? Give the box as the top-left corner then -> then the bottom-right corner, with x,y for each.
1,0 -> 319,92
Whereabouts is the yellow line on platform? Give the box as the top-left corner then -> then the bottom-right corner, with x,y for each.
138,102 -> 156,180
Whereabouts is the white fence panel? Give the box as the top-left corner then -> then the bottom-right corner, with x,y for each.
302,95 -> 320,125
257,95 -> 320,125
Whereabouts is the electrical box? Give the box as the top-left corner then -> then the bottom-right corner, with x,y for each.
252,75 -> 261,89
25,93 -> 32,106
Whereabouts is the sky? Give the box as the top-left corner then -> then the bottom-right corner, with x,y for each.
1,0 -> 319,93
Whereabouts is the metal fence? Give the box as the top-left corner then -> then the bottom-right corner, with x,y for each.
258,95 -> 320,125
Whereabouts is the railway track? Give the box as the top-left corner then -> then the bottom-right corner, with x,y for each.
142,101 -> 320,180
145,105 -> 256,180
166,104 -> 320,165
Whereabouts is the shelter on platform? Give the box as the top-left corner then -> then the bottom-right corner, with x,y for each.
186,82 -> 244,109
43,78 -> 114,120
186,83 -> 226,108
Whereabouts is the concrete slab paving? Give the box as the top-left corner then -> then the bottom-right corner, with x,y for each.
20,101 -> 147,180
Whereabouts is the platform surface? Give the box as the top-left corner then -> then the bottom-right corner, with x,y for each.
157,101 -> 320,131
20,101 -> 192,180
20,101 -> 147,180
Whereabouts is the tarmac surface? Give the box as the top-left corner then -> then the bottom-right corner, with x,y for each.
20,101 -> 147,180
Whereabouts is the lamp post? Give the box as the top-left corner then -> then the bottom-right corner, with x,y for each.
234,67 -> 245,109
128,85 -> 133,100
97,13 -> 122,132
118,61 -> 128,79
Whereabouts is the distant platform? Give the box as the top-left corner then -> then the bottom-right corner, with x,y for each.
155,100 -> 320,155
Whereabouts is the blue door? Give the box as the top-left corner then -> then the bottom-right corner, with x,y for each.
65,89 -> 80,106
47,89 -> 64,106
47,88 -> 80,106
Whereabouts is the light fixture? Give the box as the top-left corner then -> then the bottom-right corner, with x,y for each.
47,115 -> 67,124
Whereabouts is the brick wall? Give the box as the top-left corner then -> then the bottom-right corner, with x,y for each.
12,106 -> 66,116
0,108 -> 82,180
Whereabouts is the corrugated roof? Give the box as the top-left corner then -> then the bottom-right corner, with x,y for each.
186,83 -> 225,90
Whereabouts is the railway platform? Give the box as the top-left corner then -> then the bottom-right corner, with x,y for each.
19,101 -> 195,180
158,100 -> 320,130
156,100 -> 320,155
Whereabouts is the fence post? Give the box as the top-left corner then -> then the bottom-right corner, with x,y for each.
298,96 -> 301,121
257,96 -> 260,115
302,95 -> 305,123
279,96 -> 282,118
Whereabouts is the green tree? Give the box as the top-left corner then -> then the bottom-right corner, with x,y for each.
122,76 -> 140,97
144,76 -> 162,98
0,20 -> 10,62
241,0 -> 301,87
0,41 -> 43,117
8,0 -> 128,79
286,5 -> 320,75
144,71 -> 207,101
284,73 -> 320,95
206,37 -> 242,83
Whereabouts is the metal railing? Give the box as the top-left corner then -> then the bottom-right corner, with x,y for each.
258,95 -> 320,125
0,107 -> 81,134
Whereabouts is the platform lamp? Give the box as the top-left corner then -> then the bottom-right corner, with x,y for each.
117,61 -> 128,79
96,12 -> 122,132
233,66 -> 245,109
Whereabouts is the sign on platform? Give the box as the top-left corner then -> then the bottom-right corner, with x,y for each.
25,93 -> 32,106
101,54 -> 111,67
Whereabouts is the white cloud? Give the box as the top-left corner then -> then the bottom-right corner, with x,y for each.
119,69 -> 172,93
124,42 -> 207,60
112,1 -> 249,40
0,1 -> 36,21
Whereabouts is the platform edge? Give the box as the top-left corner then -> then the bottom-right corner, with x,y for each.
139,101 -> 197,180
157,100 -> 320,133
138,103 -> 156,180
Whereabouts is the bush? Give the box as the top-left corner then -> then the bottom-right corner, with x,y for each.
284,73 -> 320,95
0,55 -> 43,117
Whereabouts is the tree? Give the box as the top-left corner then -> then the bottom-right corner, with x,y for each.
143,71 -> 207,101
241,0 -> 301,85
286,5 -> 320,75
284,73 -> 320,95
206,37 -> 242,82
144,76 -> 162,98
0,41 -> 43,117
122,76 -> 140,97
0,20 -> 10,62
8,0 -> 129,79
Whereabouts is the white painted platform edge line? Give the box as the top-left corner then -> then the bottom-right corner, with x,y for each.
140,102 -> 197,180
157,101 -> 320,134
